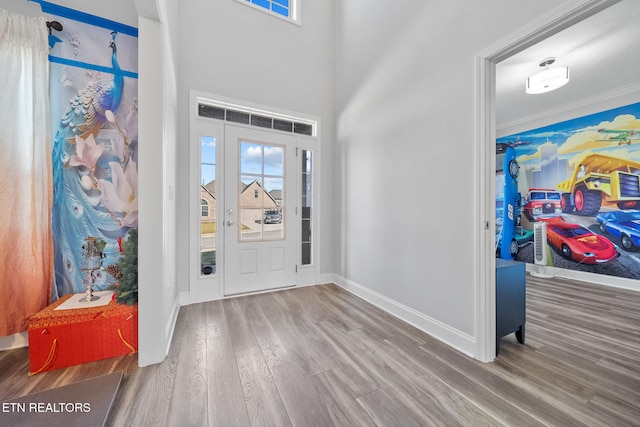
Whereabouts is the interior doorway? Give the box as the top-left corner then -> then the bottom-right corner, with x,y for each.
475,0 -> 621,363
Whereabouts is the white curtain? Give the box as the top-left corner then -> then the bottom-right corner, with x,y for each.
0,9 -> 52,336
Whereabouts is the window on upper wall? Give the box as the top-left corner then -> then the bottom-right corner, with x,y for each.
239,0 -> 299,23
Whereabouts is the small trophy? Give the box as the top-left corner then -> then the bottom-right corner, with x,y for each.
80,237 -> 104,302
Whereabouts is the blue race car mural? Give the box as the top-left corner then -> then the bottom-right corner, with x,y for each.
596,210 -> 640,251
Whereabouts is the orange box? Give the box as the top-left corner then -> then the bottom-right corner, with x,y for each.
28,294 -> 137,375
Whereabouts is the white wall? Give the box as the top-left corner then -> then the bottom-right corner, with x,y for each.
135,0 -> 180,366
333,0 -> 569,355
175,0 -> 336,295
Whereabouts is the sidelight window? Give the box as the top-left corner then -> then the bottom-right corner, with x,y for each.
200,135 -> 217,275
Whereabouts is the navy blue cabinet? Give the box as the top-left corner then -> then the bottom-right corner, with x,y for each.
496,258 -> 526,355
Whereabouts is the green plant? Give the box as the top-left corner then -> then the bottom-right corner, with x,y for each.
112,228 -> 138,305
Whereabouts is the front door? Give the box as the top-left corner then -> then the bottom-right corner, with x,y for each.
223,125 -> 297,295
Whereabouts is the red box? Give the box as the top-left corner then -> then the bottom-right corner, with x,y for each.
28,294 -> 138,375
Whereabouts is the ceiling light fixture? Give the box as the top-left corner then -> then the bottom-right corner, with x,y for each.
525,57 -> 570,94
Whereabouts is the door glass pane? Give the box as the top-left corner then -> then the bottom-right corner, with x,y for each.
301,150 -> 312,265
201,136 -> 217,275
240,141 -> 285,241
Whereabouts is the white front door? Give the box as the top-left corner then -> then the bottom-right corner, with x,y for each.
223,125 -> 297,295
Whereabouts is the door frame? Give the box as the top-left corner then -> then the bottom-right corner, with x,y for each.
474,0 -> 621,362
188,91 -> 321,303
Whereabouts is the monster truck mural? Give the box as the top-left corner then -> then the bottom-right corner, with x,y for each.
558,153 -> 640,216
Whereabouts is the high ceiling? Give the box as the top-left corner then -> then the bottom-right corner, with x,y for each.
496,0 -> 640,131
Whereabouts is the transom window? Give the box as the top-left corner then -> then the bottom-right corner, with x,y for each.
239,0 -> 298,23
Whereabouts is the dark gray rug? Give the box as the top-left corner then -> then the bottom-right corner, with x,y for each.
0,371 -> 122,427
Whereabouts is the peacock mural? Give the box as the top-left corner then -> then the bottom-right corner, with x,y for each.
50,19 -> 138,300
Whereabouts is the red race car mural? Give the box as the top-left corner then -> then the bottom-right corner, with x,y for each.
539,216 -> 619,264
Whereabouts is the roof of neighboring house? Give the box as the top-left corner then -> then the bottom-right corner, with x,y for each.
269,189 -> 283,200
241,179 -> 278,205
203,179 -> 216,196
201,183 -> 216,200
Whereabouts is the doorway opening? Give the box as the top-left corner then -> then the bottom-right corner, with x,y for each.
475,0 -> 621,363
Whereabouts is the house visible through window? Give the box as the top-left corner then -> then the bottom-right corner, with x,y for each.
201,135 -> 217,276
241,0 -> 297,22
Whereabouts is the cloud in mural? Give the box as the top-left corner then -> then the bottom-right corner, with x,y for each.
557,130 -> 605,154
565,147 -> 640,169
525,130 -> 570,139
559,114 -> 640,155
517,141 -> 559,164
578,114 -> 640,132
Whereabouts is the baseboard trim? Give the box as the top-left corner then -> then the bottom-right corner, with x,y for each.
334,275 -> 475,358
165,296 -> 181,357
318,272 -> 337,286
526,263 -> 640,292
0,331 -> 29,351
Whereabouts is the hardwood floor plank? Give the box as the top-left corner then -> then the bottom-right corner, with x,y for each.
290,286 -> 362,331
511,327 -> 640,408
235,346 -> 292,427
265,292 -> 339,375
588,392 -> 640,427
204,300 -> 230,337
174,302 -> 207,333
244,297 -> 294,369
374,335 -> 544,426
277,307 -> 337,376
107,362 -> 174,427
341,327 -> 500,426
416,338 -> 594,427
224,296 -> 258,351
206,332 -> 250,427
313,319 -> 379,398
356,387 -> 428,427
270,361 -> 334,427
306,368 -> 376,427
166,327 -> 208,427
318,284 -> 431,346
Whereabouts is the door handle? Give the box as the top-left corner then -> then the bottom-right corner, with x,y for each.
226,220 -> 234,227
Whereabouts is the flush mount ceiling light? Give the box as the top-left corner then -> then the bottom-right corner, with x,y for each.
525,57 -> 570,95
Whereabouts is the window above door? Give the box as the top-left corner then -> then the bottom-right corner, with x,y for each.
236,0 -> 300,24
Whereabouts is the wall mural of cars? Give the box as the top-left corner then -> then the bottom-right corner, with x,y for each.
523,188 -> 562,220
596,209 -> 640,251
497,101 -> 640,280
539,216 -> 619,264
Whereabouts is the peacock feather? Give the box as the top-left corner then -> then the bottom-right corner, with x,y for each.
51,32 -> 126,299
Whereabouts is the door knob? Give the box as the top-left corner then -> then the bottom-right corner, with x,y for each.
226,220 -> 234,227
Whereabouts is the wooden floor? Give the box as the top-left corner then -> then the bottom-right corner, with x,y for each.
1,277 -> 640,426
